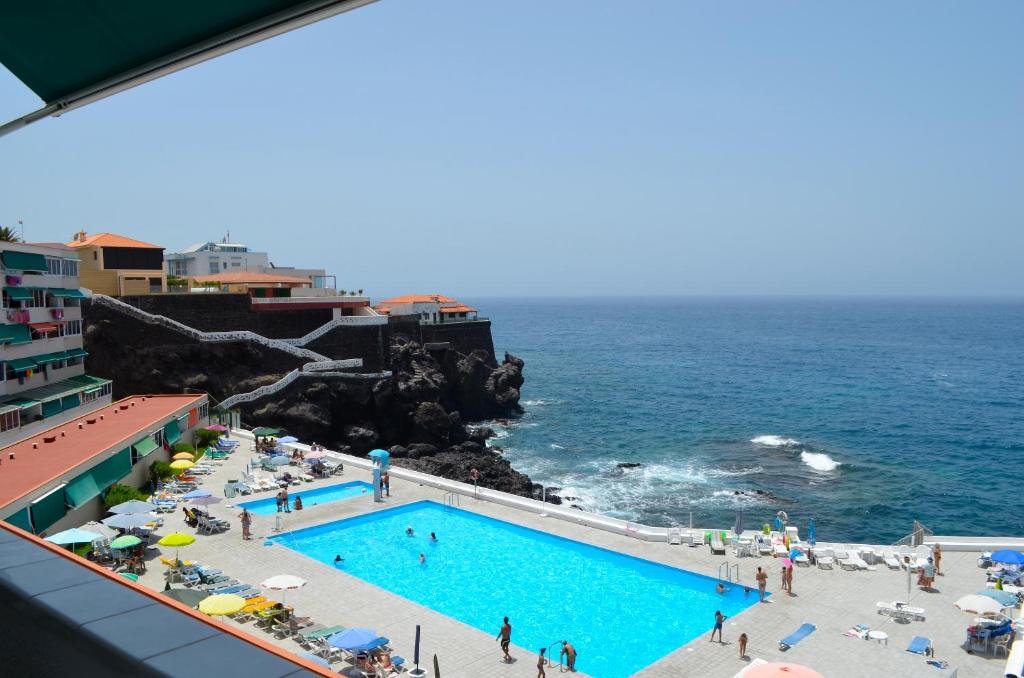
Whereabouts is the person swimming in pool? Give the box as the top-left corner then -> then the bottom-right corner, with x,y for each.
716,582 -> 728,594
419,552 -> 426,564
430,532 -> 438,542
334,554 -> 344,565
406,526 -> 414,537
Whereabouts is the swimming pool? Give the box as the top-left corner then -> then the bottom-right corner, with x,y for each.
272,501 -> 760,677
237,481 -> 374,515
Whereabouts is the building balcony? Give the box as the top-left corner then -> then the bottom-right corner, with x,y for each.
1,335 -> 84,362
0,363 -> 86,397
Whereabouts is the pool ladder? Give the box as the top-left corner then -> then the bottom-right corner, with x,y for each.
443,492 -> 460,509
545,641 -> 568,672
718,562 -> 739,584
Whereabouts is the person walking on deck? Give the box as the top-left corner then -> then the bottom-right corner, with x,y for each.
756,566 -> 768,602
496,616 -> 512,663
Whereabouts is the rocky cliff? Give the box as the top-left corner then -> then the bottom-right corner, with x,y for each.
83,301 -> 549,499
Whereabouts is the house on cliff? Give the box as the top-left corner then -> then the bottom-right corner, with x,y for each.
375,294 -> 480,324
67,231 -> 167,296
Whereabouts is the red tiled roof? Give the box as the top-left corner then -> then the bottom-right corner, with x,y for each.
66,232 -> 163,249
376,294 -> 457,305
192,272 -> 310,285
440,305 -> 477,313
0,394 -> 205,509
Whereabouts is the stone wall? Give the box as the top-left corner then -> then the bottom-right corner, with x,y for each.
118,294 -> 331,338
420,320 -> 496,364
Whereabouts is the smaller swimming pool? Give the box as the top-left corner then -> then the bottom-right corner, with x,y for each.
237,481 -> 373,515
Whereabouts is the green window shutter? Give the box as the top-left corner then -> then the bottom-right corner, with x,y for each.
132,436 -> 159,458
62,393 -> 81,411
3,507 -> 33,532
41,399 -> 62,418
0,324 -> 33,346
91,449 -> 132,489
65,474 -> 101,508
66,348 -> 88,359
1,250 -> 47,272
29,485 -> 68,533
163,420 -> 181,445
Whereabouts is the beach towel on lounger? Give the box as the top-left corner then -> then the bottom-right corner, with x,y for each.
906,636 -> 932,655
779,623 -> 816,650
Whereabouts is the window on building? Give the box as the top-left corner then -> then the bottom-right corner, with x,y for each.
45,257 -> 62,275
208,260 -> 220,274
62,259 -> 79,277
153,429 -> 163,448
198,401 -> 209,421
62,319 -> 82,336
0,409 -> 20,432
30,288 -> 46,308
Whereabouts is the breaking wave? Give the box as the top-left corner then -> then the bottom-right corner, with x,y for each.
800,451 -> 841,472
751,435 -> 800,447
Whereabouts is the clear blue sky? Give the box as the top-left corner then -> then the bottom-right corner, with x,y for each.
1,1 -> 1021,297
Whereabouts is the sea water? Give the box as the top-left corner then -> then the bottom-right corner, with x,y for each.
273,501 -> 759,677
472,297 -> 1024,543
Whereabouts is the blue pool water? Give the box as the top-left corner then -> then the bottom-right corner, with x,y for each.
237,481 -> 373,515
272,501 -> 759,677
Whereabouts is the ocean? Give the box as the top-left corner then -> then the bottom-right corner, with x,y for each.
469,297 -> 1024,544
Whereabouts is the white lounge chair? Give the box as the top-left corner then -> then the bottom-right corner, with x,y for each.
876,601 -> 925,621
710,532 -> 726,554
755,534 -> 773,555
668,528 -> 683,545
881,551 -> 901,569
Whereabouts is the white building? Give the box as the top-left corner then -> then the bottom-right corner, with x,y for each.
165,238 -> 330,287
0,242 -> 113,447
374,294 -> 480,324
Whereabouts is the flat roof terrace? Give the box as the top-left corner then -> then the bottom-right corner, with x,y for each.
124,437 -> 1006,678
0,394 -> 205,510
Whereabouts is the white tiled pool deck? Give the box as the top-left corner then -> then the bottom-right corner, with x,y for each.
130,444 -> 1007,678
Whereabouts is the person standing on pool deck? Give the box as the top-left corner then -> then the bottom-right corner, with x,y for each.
933,543 -> 942,575
756,566 -> 768,602
536,648 -> 546,678
381,469 -> 390,497
239,508 -> 251,540
710,610 -> 726,643
275,491 -> 283,513
560,641 -> 577,672
281,486 -> 291,513
738,633 -> 748,658
497,616 -> 512,663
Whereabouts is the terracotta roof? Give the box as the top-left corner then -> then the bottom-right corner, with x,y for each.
66,232 -> 163,249
0,394 -> 206,509
376,294 -> 457,305
192,272 -> 311,285
440,305 -> 477,314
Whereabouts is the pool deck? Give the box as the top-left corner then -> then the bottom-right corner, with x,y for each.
130,443 -> 1007,678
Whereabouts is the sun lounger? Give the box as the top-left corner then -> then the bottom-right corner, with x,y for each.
779,623 -> 816,651
755,534 -> 773,555
793,551 -> 810,567
773,542 -> 789,558
906,636 -> 932,655
710,532 -> 726,554
876,601 -> 925,621
668,527 -> 682,545
882,551 -> 901,569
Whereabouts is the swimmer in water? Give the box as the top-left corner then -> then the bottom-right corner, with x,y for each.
716,582 -> 727,594
406,526 -> 414,537
334,555 -> 344,565
419,553 -> 426,564
430,532 -> 438,542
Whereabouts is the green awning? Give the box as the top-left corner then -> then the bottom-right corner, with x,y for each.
3,507 -> 33,533
41,399 -> 62,418
0,323 -> 32,345
66,374 -> 109,388
163,420 -> 182,445
0,250 -> 46,272
3,286 -> 33,301
64,474 -> 101,509
48,288 -> 87,299
0,1 -> 376,136
29,485 -> 68,534
132,436 -> 159,458
0,404 -> 19,416
65,348 -> 88,359
5,397 -> 40,409
32,351 -> 69,365
62,392 -> 81,410
252,427 -> 281,437
7,356 -> 38,372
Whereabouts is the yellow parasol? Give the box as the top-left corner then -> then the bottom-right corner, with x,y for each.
169,459 -> 194,472
157,532 -> 196,571
198,593 -> 247,616
172,452 -> 195,461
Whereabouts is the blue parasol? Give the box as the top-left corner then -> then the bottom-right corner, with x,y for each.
181,489 -> 212,499
45,527 -> 102,546
773,516 -> 783,531
977,589 -> 1018,607
268,455 -> 291,466
990,550 -> 1024,565
807,518 -> 817,545
278,436 -> 299,444
108,499 -> 158,514
328,627 -> 378,650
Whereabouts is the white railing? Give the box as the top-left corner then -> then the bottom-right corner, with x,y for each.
91,294 -> 329,361
279,314 -> 387,346
302,358 -> 363,372
218,369 -> 392,409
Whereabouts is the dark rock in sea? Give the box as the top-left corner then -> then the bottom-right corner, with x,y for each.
392,441 -> 534,496
616,462 -> 643,469
468,426 -> 496,444
530,484 -> 563,505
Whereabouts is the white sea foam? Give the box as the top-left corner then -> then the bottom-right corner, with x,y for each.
522,399 -> 563,407
800,451 -> 841,472
751,435 -> 800,447
706,466 -> 764,477
549,443 -> 566,450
